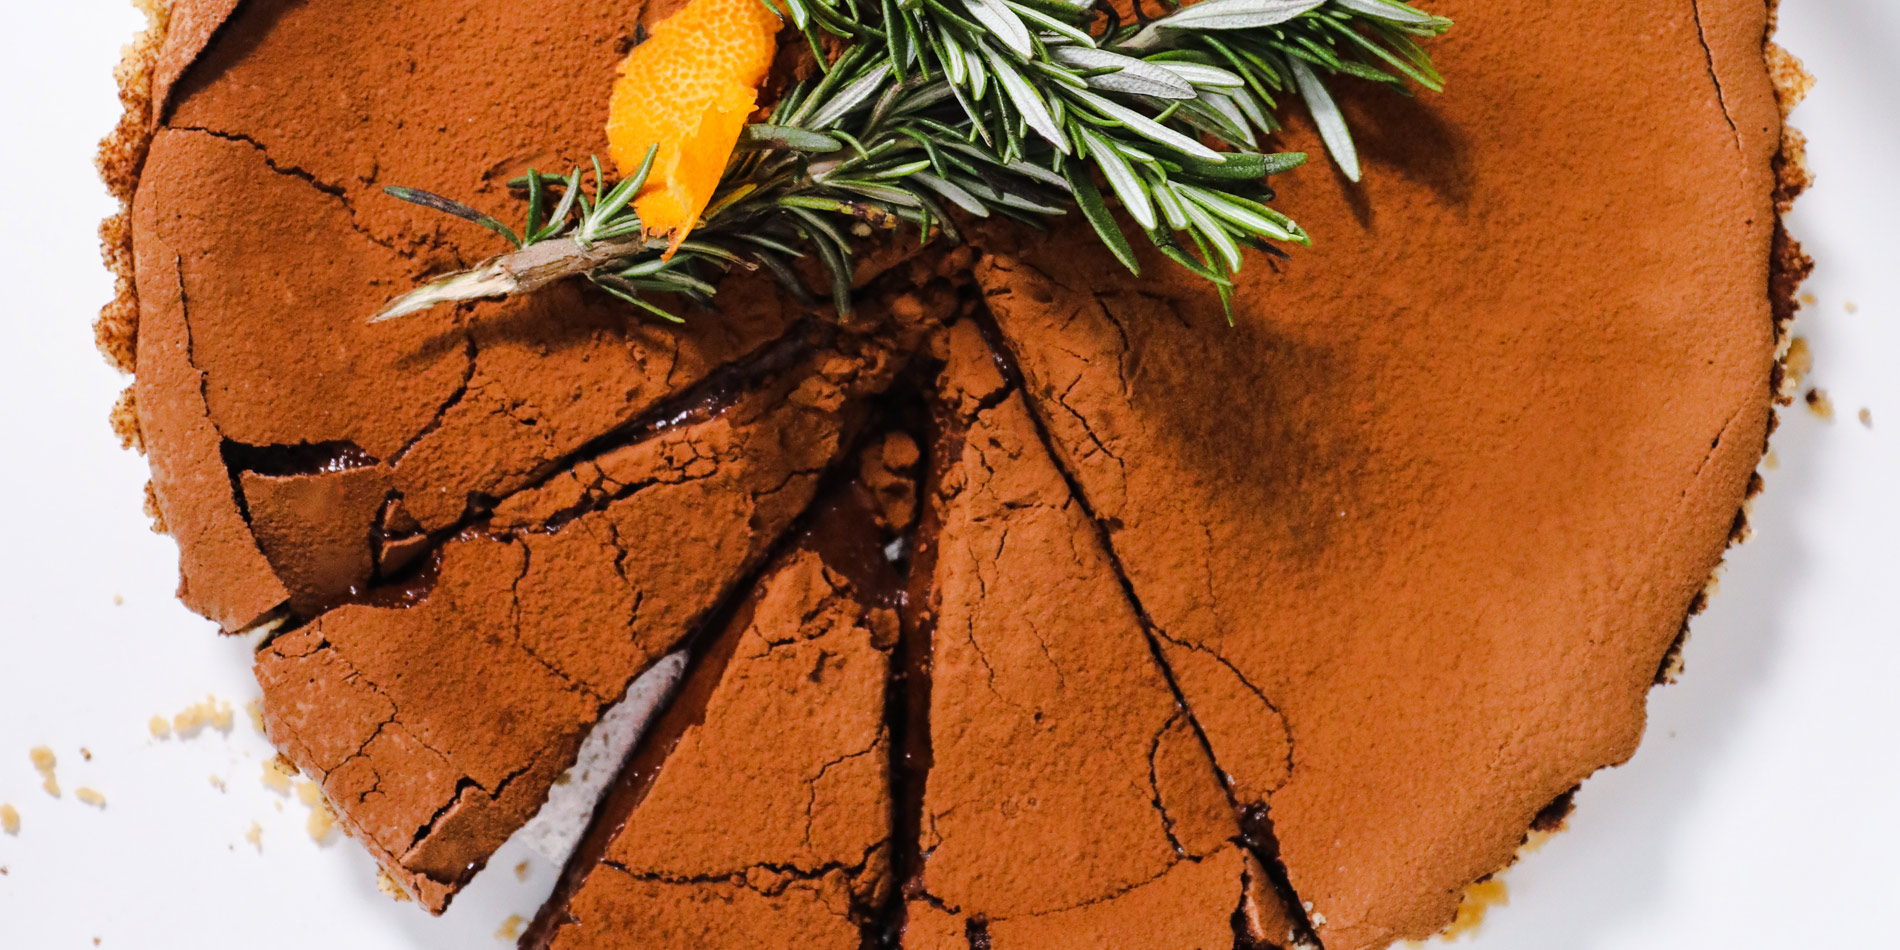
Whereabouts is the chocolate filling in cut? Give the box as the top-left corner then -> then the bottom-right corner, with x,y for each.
101,0 -> 1808,944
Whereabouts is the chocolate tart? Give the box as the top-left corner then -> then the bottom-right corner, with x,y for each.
99,0 -> 1810,946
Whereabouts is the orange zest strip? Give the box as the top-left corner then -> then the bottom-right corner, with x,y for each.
607,0 -> 783,250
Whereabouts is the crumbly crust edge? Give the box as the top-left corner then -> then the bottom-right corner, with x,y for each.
1658,1 -> 1815,687
97,0 -> 172,456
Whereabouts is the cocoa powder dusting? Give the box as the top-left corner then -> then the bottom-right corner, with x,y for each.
526,485 -> 901,949
904,352 -> 1299,947
104,0 -> 1805,944
968,1 -> 1798,944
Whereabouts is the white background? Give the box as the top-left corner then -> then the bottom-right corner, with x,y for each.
0,1 -> 1893,947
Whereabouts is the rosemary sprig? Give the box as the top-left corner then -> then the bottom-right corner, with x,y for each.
373,0 -> 1447,324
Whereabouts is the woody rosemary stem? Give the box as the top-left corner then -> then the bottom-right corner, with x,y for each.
373,235 -> 652,323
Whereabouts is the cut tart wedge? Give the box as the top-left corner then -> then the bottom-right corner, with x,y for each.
523,478 -> 901,950
100,0 -> 1809,944
898,320 -> 1307,948
254,341 -> 882,908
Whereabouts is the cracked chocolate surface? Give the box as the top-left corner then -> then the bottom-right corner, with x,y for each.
901,339 -> 1300,947
525,483 -> 901,949
106,0 -> 1801,945
254,347 -> 903,908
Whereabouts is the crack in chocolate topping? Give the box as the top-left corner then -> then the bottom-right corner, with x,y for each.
98,0 -> 1812,946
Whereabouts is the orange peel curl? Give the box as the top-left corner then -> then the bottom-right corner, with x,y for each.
607,0 -> 783,247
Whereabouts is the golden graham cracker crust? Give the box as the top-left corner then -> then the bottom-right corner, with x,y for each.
97,0 -> 1812,946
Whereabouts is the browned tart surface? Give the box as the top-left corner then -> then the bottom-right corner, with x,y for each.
100,0 -> 1804,946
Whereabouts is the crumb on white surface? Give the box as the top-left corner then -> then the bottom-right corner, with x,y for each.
75,787 -> 106,809
1785,337 -> 1813,389
1806,387 -> 1836,421
1859,407 -> 1873,428
244,700 -> 266,735
148,715 -> 171,739
1,803 -> 19,835
297,780 -> 336,843
262,757 -> 295,794
514,860 -> 531,882
244,821 -> 263,851
1845,299 -> 1860,313
495,915 -> 525,941
171,696 -> 236,738
29,746 -> 58,798
209,774 -> 227,793
376,868 -> 413,903
306,807 -> 336,843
